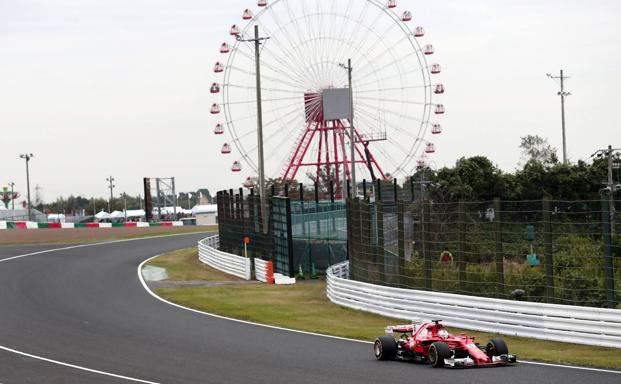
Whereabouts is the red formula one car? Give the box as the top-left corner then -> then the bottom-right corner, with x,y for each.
374,320 -> 517,368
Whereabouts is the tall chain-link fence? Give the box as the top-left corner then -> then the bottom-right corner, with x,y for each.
348,195 -> 621,308
216,183 -> 348,276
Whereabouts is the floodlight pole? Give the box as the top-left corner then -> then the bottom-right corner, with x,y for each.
19,154 -> 33,221
238,25 -> 270,233
106,176 -> 115,212
547,70 -> 571,164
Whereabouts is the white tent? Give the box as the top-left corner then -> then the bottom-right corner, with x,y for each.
109,211 -> 125,220
125,209 -> 145,218
192,205 -> 218,215
95,210 -> 110,220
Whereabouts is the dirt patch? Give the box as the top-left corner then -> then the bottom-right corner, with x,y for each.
0,226 -> 214,245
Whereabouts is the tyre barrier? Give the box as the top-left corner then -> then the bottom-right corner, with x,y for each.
197,235 -> 252,280
326,261 -> 621,349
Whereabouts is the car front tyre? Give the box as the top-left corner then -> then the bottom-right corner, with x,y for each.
429,342 -> 450,368
486,338 -> 509,358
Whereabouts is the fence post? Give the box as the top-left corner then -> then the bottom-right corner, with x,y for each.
494,198 -> 504,298
363,179 -> 367,199
349,198 -> 360,278
397,200 -> 405,287
393,178 -> 398,202
543,197 -> 555,304
601,195 -> 616,308
361,199 -> 372,282
376,200 -> 385,284
249,188 -> 256,233
423,200 -> 432,290
458,200 -> 466,294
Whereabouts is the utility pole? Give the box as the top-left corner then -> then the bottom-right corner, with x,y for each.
547,70 -> 571,164
8,181 -> 15,211
123,193 -> 127,221
19,153 -> 34,221
340,59 -> 356,199
106,176 -> 115,212
237,25 -> 270,232
591,145 -> 621,308
593,146 -> 621,233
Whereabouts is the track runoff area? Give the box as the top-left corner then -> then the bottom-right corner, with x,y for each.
0,233 -> 618,383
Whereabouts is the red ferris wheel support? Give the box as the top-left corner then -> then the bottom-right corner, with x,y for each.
281,91 -> 386,186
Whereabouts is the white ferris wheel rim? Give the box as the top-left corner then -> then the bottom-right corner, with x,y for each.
215,0 -> 442,180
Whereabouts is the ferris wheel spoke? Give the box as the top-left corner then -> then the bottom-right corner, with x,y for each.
227,97 -> 301,126
246,113 -> 303,163
235,26 -> 312,88
346,12 -> 401,74
354,33 -> 410,80
230,110 -> 303,171
356,84 -> 429,94
334,1 -> 380,74
355,99 -> 425,125
356,95 -> 426,106
279,1 -> 323,84
356,48 -> 419,84
225,96 -> 300,106
225,83 -> 300,95
225,99 -> 300,138
253,20 -> 318,87
356,67 -> 425,90
354,102 -> 424,139
231,45 -> 309,89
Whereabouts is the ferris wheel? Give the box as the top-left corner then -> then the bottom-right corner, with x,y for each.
211,0 -> 445,185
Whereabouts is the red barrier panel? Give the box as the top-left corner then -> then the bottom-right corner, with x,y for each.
266,261 -> 275,284
159,222 -> 173,227
15,222 -> 27,230
48,223 -> 62,229
124,222 -> 137,228
85,223 -> 100,228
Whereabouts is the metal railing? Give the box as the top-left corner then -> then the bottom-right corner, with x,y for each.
327,261 -> 621,348
197,235 -> 252,280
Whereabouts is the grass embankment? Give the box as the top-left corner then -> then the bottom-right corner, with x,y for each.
147,248 -> 621,370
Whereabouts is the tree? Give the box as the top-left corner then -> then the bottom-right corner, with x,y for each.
430,156 -> 515,201
519,135 -> 558,166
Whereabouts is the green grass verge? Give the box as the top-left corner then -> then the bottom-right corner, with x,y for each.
147,247 -> 241,281
147,249 -> 621,370
115,226 -> 218,241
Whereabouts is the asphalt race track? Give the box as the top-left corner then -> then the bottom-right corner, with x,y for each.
0,233 -> 619,383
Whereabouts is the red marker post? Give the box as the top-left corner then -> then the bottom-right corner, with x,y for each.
243,236 -> 250,258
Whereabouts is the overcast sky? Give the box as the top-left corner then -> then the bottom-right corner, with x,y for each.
1,0 -> 620,202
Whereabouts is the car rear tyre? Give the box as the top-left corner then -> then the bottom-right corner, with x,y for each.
486,338 -> 509,358
374,336 -> 397,360
429,342 -> 450,368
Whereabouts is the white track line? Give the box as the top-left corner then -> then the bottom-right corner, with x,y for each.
0,345 -> 160,384
139,253 -> 621,376
0,232 -> 209,383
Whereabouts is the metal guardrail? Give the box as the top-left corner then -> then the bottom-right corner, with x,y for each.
197,235 -> 252,280
326,261 -> 621,348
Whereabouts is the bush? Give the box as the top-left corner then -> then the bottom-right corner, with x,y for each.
553,234 -> 607,306
505,262 -> 546,301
